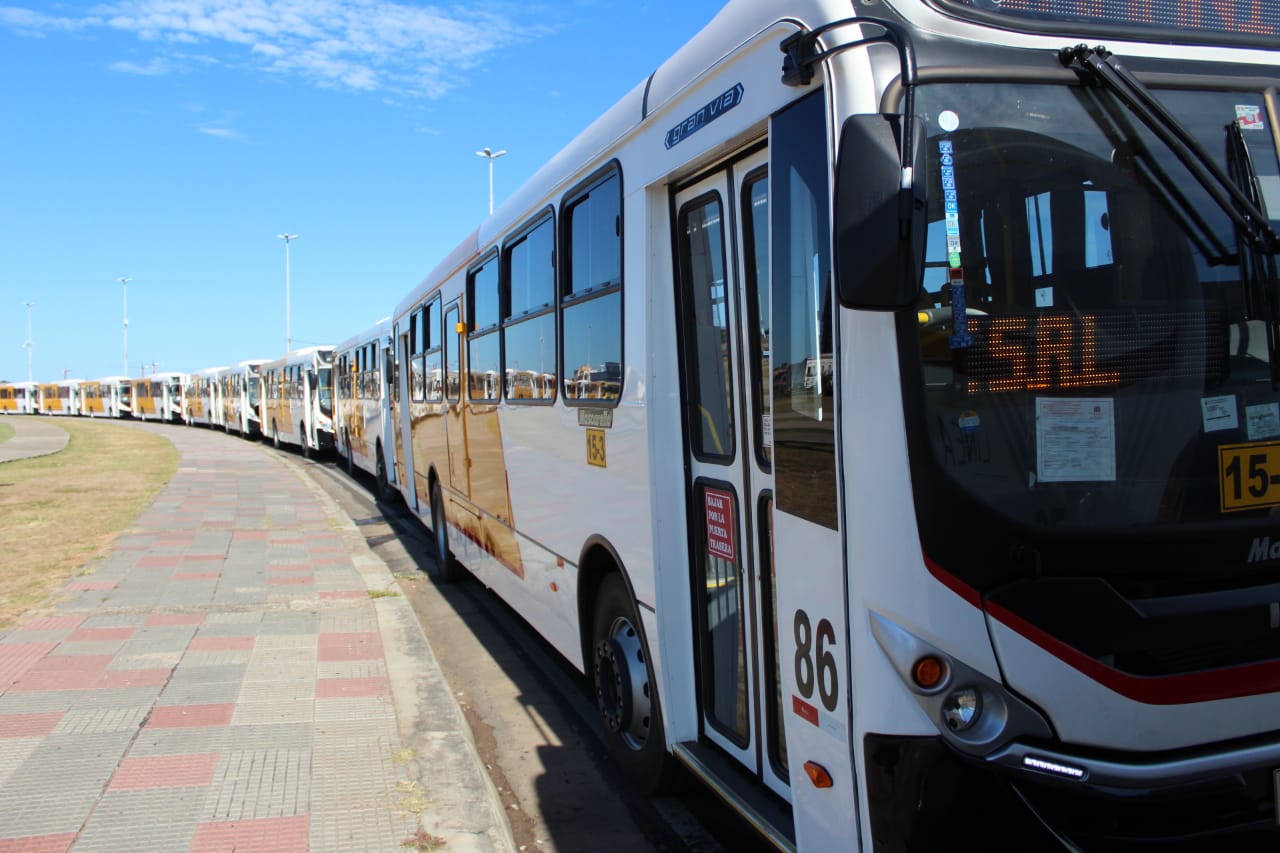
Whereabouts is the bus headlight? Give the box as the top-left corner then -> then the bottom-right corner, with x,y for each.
870,611 -> 1052,756
942,687 -> 982,731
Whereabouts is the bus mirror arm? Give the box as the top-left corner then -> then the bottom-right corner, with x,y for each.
834,113 -> 927,311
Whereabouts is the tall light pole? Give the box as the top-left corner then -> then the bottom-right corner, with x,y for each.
277,233 -> 298,352
118,277 -> 131,376
23,301 -> 33,383
475,147 -> 506,215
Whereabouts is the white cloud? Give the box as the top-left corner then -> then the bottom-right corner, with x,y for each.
199,125 -> 245,140
109,57 -> 171,75
2,0 -> 554,97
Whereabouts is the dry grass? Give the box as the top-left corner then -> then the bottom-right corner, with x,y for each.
0,417 -> 178,629
0,422 -> 14,443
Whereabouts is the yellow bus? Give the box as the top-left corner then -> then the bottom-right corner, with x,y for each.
0,382 -> 36,414
260,346 -> 334,457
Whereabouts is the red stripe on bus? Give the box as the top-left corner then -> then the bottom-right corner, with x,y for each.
924,553 -> 1280,705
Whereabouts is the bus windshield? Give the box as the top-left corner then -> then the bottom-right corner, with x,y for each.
908,80 -> 1280,543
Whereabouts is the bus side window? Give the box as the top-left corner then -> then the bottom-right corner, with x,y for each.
561,166 -> 623,403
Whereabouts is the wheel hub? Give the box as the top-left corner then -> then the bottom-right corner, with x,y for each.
593,620 -> 651,749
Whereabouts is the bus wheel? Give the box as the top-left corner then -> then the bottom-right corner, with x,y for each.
375,443 -> 394,501
271,422 -> 280,449
300,426 -> 311,459
429,481 -> 462,583
592,573 -> 673,794
344,433 -> 354,475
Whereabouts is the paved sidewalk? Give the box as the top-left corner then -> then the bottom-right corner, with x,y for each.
0,423 -> 515,853
0,416 -> 70,463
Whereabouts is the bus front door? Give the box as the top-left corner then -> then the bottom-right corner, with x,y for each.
673,146 -> 789,800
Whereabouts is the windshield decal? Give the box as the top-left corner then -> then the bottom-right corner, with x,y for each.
1236,104 -> 1267,131
1035,397 -> 1116,483
939,140 -> 973,349
1201,395 -> 1240,433
1248,402 -> 1280,440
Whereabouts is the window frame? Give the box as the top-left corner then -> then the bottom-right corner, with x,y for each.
501,207 -> 558,405
559,160 -> 624,409
467,251 -> 502,403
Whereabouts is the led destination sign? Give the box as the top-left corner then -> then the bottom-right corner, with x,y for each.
956,310 -> 1224,394
940,0 -> 1280,39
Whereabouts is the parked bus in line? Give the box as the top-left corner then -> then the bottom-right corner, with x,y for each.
131,372 -> 186,423
381,0 -> 1280,849
334,319 -> 397,496
219,360 -> 267,437
37,381 -> 80,416
79,377 -> 130,418
0,382 -> 37,414
184,367 -> 226,428
259,346 -> 335,457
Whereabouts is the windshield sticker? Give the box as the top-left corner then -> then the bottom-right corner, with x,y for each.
1035,398 -> 1116,483
958,410 -> 980,433
940,140 -> 973,349
1247,402 -> 1280,440
1236,105 -> 1266,131
1035,286 -> 1054,308
938,110 -> 960,132
1201,395 -> 1239,432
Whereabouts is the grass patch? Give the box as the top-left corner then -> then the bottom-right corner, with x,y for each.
0,421 -> 13,443
0,417 -> 178,629
368,588 -> 400,599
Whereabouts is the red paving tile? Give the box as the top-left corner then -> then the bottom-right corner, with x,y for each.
267,576 -> 312,586
316,676 -> 389,698
145,703 -> 235,729
0,712 -> 64,738
0,642 -> 58,689
318,632 -> 382,661
189,815 -> 309,853
174,572 -> 221,581
145,613 -> 205,626
0,832 -> 77,853
108,752 -> 219,790
64,581 -> 117,592
189,636 -> 254,651
15,616 -> 85,631
67,627 -> 135,642
268,564 -> 312,572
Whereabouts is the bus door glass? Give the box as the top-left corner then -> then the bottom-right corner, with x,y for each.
673,145 -> 788,797
394,322 -> 414,509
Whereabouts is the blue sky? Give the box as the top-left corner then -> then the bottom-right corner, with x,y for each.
0,0 -> 723,382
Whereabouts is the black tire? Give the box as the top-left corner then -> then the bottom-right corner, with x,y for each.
429,480 -> 463,583
271,422 -> 280,449
375,443 -> 395,501
591,573 -> 674,794
300,425 -> 311,459
343,432 -> 354,476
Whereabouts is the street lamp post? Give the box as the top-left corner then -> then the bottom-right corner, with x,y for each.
475,147 -> 507,215
118,277 -> 131,377
23,301 -> 33,383
277,234 -> 298,352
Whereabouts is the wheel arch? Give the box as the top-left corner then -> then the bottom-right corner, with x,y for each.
576,535 -> 641,674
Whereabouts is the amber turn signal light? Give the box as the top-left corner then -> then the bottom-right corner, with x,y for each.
911,655 -> 946,690
802,760 -> 833,789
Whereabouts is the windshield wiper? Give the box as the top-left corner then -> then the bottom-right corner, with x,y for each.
1060,44 -> 1280,256
1226,119 -> 1280,388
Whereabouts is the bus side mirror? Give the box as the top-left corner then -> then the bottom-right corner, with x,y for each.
834,113 -> 927,310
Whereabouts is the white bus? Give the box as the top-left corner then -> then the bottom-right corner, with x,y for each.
131,372 -> 186,423
37,380 -> 80,416
382,0 -> 1280,848
219,359 -> 267,438
0,382 -> 37,415
79,377 -> 130,418
335,318 -> 398,497
184,367 -> 226,428
260,346 -> 335,457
